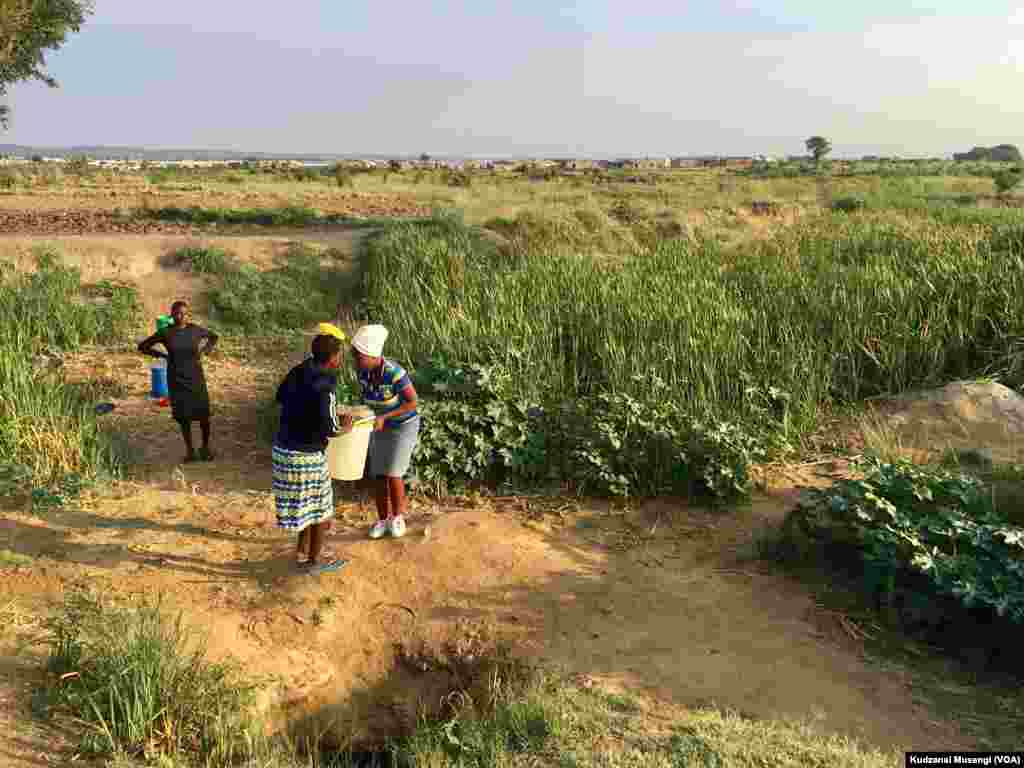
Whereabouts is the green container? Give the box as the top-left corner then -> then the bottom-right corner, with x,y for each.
156,315 -> 174,333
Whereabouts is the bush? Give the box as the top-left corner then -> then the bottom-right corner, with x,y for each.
404,360 -> 765,502
831,195 -> 866,212
784,457 -> 1024,626
40,589 -> 263,764
552,376 -> 769,500
408,360 -> 536,495
170,245 -> 234,274
334,165 -> 353,188
146,170 -> 174,185
993,168 -> 1023,196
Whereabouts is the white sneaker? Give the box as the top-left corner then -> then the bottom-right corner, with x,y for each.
389,515 -> 407,538
369,520 -> 389,539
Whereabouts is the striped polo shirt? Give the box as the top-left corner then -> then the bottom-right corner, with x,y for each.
358,358 -> 418,428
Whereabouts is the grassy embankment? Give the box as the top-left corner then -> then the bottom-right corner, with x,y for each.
32,587 -> 903,768
0,250 -> 139,497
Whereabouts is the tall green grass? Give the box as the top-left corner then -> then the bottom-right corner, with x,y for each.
0,251 -> 139,486
363,211 -> 1024,437
42,590 -> 264,765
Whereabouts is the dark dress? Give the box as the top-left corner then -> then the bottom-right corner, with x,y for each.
159,325 -> 213,423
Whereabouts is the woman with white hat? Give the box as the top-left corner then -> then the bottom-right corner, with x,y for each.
343,324 -> 420,539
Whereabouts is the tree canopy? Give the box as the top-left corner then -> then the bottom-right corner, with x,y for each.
0,0 -> 93,128
993,167 -> 1023,196
954,145 -> 1022,163
805,136 -> 832,163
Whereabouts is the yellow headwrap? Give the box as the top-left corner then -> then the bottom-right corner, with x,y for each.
316,322 -> 348,342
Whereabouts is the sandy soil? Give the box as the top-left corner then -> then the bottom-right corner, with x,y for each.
0,231 -> 983,763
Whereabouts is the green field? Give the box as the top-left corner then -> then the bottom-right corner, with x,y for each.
3,164 -> 1024,765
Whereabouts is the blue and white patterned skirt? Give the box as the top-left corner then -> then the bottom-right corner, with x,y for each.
272,445 -> 334,531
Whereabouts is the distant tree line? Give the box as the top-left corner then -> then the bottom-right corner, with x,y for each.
953,145 -> 1022,163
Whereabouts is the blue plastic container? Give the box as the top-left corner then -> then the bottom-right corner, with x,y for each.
150,362 -> 169,398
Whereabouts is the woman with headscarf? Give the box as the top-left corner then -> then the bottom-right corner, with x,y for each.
273,332 -> 346,573
343,324 -> 420,539
138,300 -> 218,462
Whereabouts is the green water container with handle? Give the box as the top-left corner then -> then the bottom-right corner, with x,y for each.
156,315 -> 174,334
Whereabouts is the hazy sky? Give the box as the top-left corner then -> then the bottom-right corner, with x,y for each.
4,1 -> 1023,157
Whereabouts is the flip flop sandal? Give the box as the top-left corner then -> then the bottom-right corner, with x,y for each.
94,402 -> 116,416
296,546 -> 338,566
304,558 -> 348,576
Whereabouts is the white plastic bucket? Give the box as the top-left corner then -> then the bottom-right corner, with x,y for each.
326,406 -> 374,480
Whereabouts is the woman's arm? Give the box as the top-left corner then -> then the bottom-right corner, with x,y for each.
198,327 -> 219,356
319,389 -> 343,441
138,333 -> 167,359
376,383 -> 418,429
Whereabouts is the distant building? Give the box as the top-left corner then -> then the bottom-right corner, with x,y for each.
555,158 -> 596,171
610,157 -> 669,170
489,160 -> 519,172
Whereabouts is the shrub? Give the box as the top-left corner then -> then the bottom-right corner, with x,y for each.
334,165 -> 353,188
831,195 -> 866,212
408,360 -> 536,495
552,375 -> 769,500
784,457 -> 1024,625
146,170 -> 174,185
170,245 -> 234,274
993,168 -> 1023,196
405,361 -> 764,502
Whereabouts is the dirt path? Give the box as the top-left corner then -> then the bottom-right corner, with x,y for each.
0,484 -> 971,753
0,230 -> 978,760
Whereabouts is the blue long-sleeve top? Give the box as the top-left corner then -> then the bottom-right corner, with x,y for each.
274,358 -> 341,452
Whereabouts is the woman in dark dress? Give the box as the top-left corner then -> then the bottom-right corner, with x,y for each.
138,300 -> 218,462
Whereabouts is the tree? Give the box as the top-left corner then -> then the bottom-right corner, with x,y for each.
805,136 -> 832,164
0,0 -> 94,128
993,167 -> 1023,196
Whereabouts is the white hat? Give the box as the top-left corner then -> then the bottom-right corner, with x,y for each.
352,324 -> 388,357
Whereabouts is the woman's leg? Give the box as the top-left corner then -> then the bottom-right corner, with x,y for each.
199,417 -> 213,460
307,521 -> 331,564
297,528 -> 311,561
386,476 -> 408,537
375,476 -> 391,521
387,476 -> 406,519
177,418 -> 196,460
